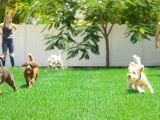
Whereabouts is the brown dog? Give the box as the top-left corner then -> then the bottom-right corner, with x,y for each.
0,55 -> 17,94
22,53 -> 39,88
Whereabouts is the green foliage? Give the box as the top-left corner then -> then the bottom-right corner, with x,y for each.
40,0 -> 127,62
125,24 -> 155,43
21,0 -> 160,65
85,0 -> 127,24
0,0 -> 26,23
124,0 -> 160,42
1,0 -> 160,65
44,23 -> 101,60
15,0 -> 42,23
40,0 -> 102,60
0,0 -> 7,22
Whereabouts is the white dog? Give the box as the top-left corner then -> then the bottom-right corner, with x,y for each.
48,52 -> 64,69
127,55 -> 154,94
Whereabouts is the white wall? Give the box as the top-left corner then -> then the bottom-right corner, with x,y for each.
0,24 -> 160,67
110,25 -> 160,66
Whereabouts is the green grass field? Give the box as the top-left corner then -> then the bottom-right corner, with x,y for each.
0,67 -> 160,120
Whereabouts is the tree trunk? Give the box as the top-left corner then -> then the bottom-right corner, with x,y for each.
104,35 -> 110,67
100,24 -> 114,67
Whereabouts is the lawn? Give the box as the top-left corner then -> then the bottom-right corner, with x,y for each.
0,67 -> 160,120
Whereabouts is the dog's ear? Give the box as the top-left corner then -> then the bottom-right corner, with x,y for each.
138,65 -> 144,73
0,55 -> 3,67
22,62 -> 28,67
31,62 -> 38,68
0,54 -> 4,61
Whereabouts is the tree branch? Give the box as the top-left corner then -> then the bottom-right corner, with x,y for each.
99,24 -> 105,37
107,24 -> 114,37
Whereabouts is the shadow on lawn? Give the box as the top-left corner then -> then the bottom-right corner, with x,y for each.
67,67 -> 109,71
147,74 -> 160,77
20,84 -> 28,89
127,89 -> 139,94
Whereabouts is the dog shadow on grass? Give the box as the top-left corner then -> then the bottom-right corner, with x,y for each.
127,89 -> 139,94
147,74 -> 160,77
20,84 -> 28,89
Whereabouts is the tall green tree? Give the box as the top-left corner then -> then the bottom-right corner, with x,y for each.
22,0 -> 127,66
18,0 -> 160,67
0,0 -> 35,23
124,0 -> 160,43
0,0 -> 7,22
84,0 -> 127,66
0,0 -> 19,22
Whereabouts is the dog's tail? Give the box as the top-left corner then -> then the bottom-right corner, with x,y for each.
28,53 -> 35,62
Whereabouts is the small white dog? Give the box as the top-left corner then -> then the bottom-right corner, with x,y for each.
127,55 -> 154,94
48,51 -> 64,69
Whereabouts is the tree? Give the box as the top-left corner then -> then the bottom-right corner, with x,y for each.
84,0 -> 127,66
0,0 -> 36,23
15,0 -> 41,23
22,0 -> 127,67
0,0 -> 18,22
18,0 -> 102,60
18,0 -> 160,67
0,0 -> 7,22
124,0 -> 160,43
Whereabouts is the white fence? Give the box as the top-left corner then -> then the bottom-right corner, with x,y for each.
0,24 -> 160,67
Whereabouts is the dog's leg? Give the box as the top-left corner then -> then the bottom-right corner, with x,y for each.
136,86 -> 145,93
60,60 -> 64,69
36,73 -> 38,80
128,81 -> 135,89
26,76 -> 32,88
55,61 -> 58,70
146,84 -> 154,94
31,79 -> 35,85
28,76 -> 32,88
31,68 -> 38,83
35,73 -> 38,81
26,80 -> 29,87
28,80 -> 32,88
24,75 -> 29,87
53,64 -> 58,70
0,75 -> 2,95
128,82 -> 132,89
6,76 -> 17,91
